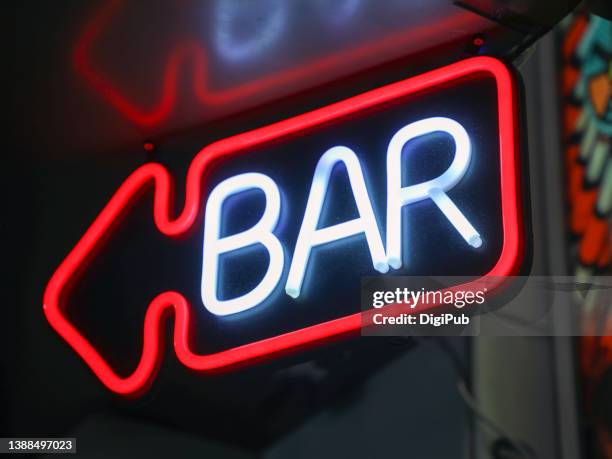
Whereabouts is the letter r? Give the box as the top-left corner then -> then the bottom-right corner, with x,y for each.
386,117 -> 482,270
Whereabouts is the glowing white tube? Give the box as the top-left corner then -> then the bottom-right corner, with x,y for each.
286,146 -> 388,299
201,173 -> 284,316
429,188 -> 482,248
386,117 -> 481,269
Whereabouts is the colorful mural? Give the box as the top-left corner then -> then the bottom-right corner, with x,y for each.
560,13 -> 612,458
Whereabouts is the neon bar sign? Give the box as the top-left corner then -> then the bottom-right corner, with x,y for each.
203,116 -> 478,315
44,56 -> 523,395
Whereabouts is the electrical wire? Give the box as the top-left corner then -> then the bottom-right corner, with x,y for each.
426,337 -> 539,458
456,379 -> 536,459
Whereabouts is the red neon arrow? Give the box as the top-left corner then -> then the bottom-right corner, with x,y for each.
44,57 -> 523,396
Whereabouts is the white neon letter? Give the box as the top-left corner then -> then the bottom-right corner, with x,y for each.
201,173 -> 284,316
386,117 -> 482,270
285,146 -> 388,299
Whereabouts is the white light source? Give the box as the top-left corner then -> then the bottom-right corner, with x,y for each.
285,146 -> 388,299
201,173 -> 284,316
429,188 -> 482,248
386,117 -> 481,269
